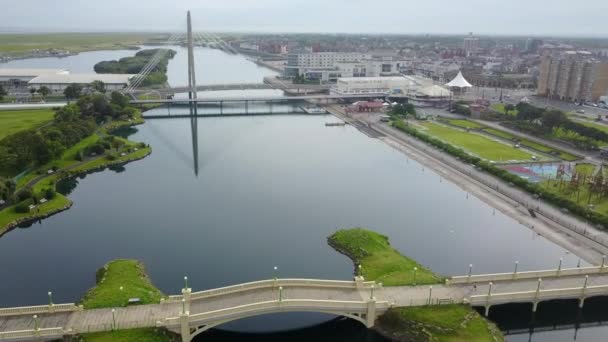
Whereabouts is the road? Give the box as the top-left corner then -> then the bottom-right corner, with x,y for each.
0,103 -> 66,111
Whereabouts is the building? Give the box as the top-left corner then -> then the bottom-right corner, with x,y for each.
285,52 -> 371,82
331,76 -> 452,107
28,73 -> 134,93
537,51 -> 608,103
0,68 -> 67,87
463,34 -> 479,56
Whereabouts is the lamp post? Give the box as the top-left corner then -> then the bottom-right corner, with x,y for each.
111,309 -> 116,331
274,266 -> 278,281
184,276 -> 189,290
48,291 -> 53,307
279,286 -> 283,302
514,261 -> 519,276
428,286 -> 433,305
467,264 -> 473,283
33,315 -> 39,331
413,267 -> 418,286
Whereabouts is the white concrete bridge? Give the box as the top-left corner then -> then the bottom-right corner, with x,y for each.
3,264 -> 608,341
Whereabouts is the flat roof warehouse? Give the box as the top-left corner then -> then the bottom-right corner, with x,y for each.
0,68 -> 135,93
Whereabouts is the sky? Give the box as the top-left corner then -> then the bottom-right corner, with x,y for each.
1,0 -> 607,37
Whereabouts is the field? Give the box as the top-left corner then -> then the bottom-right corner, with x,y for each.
578,120 -> 608,134
0,33 -> 163,56
418,122 -> 534,162
491,103 -> 518,116
328,228 -> 443,286
0,109 -> 55,140
445,119 -> 485,130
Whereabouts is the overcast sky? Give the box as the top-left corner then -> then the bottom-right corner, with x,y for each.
1,0 -> 606,36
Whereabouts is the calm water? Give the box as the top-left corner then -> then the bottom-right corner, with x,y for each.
0,47 -> 605,341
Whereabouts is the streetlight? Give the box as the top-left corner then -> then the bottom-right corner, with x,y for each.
279,286 -> 283,302
273,266 -> 278,281
184,276 -> 189,290
33,315 -> 39,331
111,309 -> 116,331
513,261 -> 519,275
413,267 -> 418,285
47,291 -> 53,307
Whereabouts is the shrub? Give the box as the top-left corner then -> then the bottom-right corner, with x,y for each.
17,188 -> 33,202
44,188 -> 56,200
14,199 -> 33,213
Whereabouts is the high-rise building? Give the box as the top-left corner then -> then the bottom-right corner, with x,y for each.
463,33 -> 479,56
538,50 -> 608,103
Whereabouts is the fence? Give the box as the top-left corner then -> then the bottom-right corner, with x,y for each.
0,327 -> 64,339
0,303 -> 81,317
165,278 -> 376,303
448,266 -> 608,284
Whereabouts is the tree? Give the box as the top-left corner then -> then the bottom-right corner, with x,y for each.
29,88 -> 37,95
541,110 -> 567,131
38,86 -> 51,99
110,91 -> 130,108
64,84 -> 82,103
90,80 -> 106,94
504,104 -> 515,115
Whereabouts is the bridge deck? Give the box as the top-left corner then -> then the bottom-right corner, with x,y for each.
3,271 -> 608,339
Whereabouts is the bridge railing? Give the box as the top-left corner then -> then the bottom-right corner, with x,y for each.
0,327 -> 65,340
0,303 -> 82,317
165,279 -> 375,303
165,299 -> 390,326
467,284 -> 608,306
447,266 -> 607,285
68,319 -> 161,334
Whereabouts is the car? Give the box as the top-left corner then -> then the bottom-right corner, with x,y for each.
576,109 -> 585,114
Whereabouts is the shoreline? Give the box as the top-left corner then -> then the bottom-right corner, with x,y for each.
328,107 -> 607,264
0,148 -> 151,237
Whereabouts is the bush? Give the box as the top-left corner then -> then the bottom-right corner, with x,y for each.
44,188 -> 56,200
17,188 -> 33,202
14,199 -> 33,213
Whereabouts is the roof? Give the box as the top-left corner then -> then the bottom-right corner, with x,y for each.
0,68 -> 67,77
418,85 -> 451,97
446,71 -> 473,88
29,73 -> 135,85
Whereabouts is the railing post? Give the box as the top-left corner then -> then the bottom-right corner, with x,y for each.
580,275 -> 589,308
557,258 -> 563,276
428,286 -> 433,305
182,276 -> 192,314
180,311 -> 191,342
111,309 -> 116,331
366,299 -> 377,328
533,278 -> 542,313
33,315 -> 40,336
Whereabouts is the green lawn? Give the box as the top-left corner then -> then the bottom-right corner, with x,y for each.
81,260 -> 164,309
445,119 -> 485,130
378,305 -> 503,342
0,194 -> 71,235
82,329 -> 177,342
578,120 -> 608,134
575,163 -> 596,177
328,228 -> 443,286
79,260 -> 174,342
419,122 -> 534,162
480,127 -> 579,161
0,33 -> 160,55
491,103 -> 518,116
0,109 -> 55,140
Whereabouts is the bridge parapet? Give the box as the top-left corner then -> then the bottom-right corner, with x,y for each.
0,303 -> 82,317
0,327 -> 65,340
448,266 -> 607,285
163,278 -> 376,304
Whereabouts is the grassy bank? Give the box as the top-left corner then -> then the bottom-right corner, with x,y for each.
0,108 -> 55,140
328,228 -> 502,341
378,305 -> 503,342
328,228 -> 442,286
416,121 -> 534,162
79,260 -> 176,341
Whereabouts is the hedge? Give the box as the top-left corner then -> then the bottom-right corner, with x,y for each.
392,120 -> 608,228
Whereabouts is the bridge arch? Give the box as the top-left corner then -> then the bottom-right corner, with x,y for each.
188,309 -> 369,341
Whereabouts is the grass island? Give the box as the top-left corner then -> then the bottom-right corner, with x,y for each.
329,228 -> 504,342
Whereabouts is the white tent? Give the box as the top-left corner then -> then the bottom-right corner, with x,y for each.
446,71 -> 473,88
418,85 -> 452,97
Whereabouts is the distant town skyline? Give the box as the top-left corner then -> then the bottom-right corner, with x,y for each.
1,0 -> 607,37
